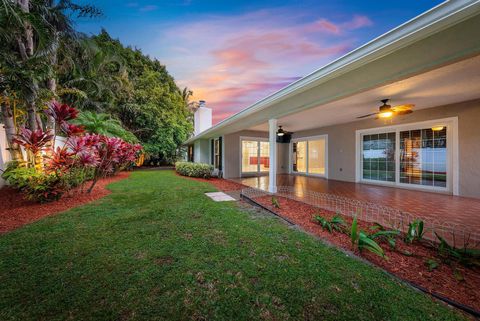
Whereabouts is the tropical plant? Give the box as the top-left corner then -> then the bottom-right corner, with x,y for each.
72,111 -> 138,143
314,214 -> 346,233
435,232 -> 480,268
271,197 -> 281,209
405,219 -> 425,243
350,216 -> 386,258
369,223 -> 400,249
425,259 -> 439,272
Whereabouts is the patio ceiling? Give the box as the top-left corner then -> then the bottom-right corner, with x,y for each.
248,54 -> 480,132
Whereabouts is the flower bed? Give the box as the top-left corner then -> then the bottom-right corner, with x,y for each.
251,195 -> 480,313
0,172 -> 130,234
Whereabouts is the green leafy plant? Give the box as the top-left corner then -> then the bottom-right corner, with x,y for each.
175,162 -> 213,178
425,259 -> 439,272
271,197 -> 280,209
404,219 -> 425,243
369,223 -> 400,249
314,214 -> 346,233
350,216 -> 386,259
435,232 -> 480,268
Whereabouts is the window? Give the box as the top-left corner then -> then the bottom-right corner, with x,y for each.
362,132 -> 396,182
241,139 -> 270,174
400,127 -> 447,187
214,138 -> 220,169
358,119 -> 455,192
292,136 -> 327,176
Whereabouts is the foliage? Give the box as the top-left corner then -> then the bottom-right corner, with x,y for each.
425,259 -> 439,272
1,161 -> 74,202
435,232 -> 480,268
57,31 -> 193,162
271,196 -> 280,209
13,127 -> 53,157
350,216 -> 386,258
175,161 -> 213,178
369,223 -> 400,250
72,111 -> 138,143
405,219 -> 425,243
314,214 -> 346,233
4,103 -> 142,202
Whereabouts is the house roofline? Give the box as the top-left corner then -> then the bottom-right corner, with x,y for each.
185,0 -> 480,144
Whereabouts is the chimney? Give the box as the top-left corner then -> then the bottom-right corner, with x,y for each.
194,100 -> 212,136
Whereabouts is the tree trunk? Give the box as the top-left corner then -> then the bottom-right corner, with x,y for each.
1,95 -> 23,162
16,0 -> 38,131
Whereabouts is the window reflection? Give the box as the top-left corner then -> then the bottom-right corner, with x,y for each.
362,132 -> 396,182
400,127 -> 446,187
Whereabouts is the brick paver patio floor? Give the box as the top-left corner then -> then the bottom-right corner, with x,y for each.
234,174 -> 480,232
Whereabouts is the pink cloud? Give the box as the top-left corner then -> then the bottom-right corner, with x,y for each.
344,15 -> 373,30
305,19 -> 341,34
160,10 -> 373,124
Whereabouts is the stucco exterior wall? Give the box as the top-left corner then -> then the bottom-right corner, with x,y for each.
288,99 -> 480,198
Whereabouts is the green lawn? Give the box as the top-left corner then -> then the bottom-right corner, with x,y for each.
0,170 -> 465,321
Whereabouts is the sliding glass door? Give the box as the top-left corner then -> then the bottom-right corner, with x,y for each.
359,120 -> 452,192
241,139 -> 270,175
292,136 -> 327,177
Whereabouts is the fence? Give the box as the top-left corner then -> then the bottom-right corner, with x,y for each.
241,186 -> 480,249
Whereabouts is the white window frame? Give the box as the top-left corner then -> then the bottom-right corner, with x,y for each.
239,136 -> 270,177
289,134 -> 329,178
355,117 -> 459,195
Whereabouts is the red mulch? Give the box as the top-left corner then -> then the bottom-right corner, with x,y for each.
0,172 -> 131,234
254,195 -> 480,312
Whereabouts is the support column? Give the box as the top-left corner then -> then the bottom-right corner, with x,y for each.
268,119 -> 277,193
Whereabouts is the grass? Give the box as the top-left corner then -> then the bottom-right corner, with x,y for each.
0,170 -> 466,321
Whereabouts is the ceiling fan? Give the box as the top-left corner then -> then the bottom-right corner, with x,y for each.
357,99 -> 414,119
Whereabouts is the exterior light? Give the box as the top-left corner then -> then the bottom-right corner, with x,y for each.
277,126 -> 285,136
431,126 -> 444,131
378,111 -> 393,118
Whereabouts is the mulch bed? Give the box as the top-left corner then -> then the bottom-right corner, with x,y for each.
0,172 -> 131,234
252,195 -> 480,313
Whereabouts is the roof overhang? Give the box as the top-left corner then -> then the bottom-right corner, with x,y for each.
185,0 -> 480,144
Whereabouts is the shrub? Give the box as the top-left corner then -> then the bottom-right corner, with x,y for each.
2,162 -> 61,202
175,162 -> 213,178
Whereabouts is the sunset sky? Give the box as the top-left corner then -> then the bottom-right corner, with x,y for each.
77,0 -> 442,124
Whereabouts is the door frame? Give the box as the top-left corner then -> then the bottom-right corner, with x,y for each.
239,136 -> 270,177
289,134 -> 329,178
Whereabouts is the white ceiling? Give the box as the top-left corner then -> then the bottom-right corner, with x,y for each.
249,55 -> 480,132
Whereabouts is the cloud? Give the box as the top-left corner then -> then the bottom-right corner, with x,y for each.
158,9 -> 373,124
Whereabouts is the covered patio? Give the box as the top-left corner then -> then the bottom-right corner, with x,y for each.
234,174 -> 480,232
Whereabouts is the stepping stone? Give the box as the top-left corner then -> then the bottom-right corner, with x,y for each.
205,192 -> 236,202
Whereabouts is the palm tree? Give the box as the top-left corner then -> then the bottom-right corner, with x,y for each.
72,111 -> 138,143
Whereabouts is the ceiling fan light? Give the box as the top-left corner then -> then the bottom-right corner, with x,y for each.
277,126 -> 285,136
431,126 -> 444,131
378,111 -> 393,119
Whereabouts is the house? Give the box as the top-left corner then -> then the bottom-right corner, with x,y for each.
185,1 -> 480,203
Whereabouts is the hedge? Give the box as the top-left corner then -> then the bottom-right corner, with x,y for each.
175,162 -> 213,178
